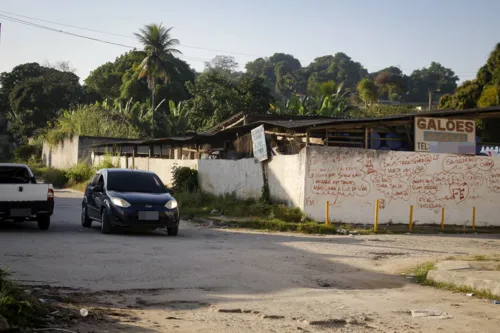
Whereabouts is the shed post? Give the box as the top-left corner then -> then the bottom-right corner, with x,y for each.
364,127 -> 369,149
306,129 -> 310,146
132,145 -> 137,169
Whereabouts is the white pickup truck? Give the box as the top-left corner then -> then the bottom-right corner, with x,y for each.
0,163 -> 54,230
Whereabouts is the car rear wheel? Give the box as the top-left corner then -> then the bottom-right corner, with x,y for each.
37,215 -> 50,230
167,226 -> 178,236
101,210 -> 112,234
81,205 -> 92,228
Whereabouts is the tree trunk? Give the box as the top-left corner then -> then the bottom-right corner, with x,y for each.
151,89 -> 155,138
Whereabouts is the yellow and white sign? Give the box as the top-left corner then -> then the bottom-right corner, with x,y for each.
414,117 -> 476,154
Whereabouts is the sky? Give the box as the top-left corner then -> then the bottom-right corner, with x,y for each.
0,0 -> 499,83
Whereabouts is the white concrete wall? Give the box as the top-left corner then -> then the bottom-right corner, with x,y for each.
198,158 -> 264,199
267,150 -> 306,207
304,146 -> 500,227
92,154 -> 198,187
42,137 -> 79,169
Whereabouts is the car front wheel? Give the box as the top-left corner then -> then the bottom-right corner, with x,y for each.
167,226 -> 178,236
101,209 -> 112,234
81,204 -> 92,228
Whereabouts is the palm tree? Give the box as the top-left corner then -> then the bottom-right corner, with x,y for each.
356,78 -> 378,107
135,24 -> 181,137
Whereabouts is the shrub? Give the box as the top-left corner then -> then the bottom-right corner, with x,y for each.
30,166 -> 68,188
172,166 -> 198,192
66,162 -> 94,185
95,154 -> 120,170
0,268 -> 46,327
13,145 -> 41,163
271,205 -> 305,222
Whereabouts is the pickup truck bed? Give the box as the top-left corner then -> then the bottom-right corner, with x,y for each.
0,164 -> 54,230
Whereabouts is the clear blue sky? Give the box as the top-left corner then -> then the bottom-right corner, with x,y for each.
0,0 -> 498,82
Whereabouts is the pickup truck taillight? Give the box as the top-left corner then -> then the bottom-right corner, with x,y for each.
48,189 -> 54,200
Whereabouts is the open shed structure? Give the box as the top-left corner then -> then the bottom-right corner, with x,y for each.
92,107 -> 500,161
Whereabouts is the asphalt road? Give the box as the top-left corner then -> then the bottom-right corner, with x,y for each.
1,190 -> 500,332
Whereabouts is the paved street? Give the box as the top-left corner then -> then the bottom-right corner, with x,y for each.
1,191 -> 500,332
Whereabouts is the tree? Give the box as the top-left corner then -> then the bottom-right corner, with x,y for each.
236,75 -> 274,114
84,51 -> 145,101
0,63 -> 82,143
306,53 -> 368,91
407,62 -> 458,108
245,53 -> 303,98
438,80 -> 482,110
184,71 -> 274,130
135,24 -> 182,136
185,71 -> 240,130
375,71 -> 406,100
357,78 -> 378,106
477,85 -> 500,108
120,55 -> 194,107
205,55 -> 239,74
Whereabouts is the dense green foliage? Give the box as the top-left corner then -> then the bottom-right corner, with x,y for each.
438,43 -> 500,141
172,166 -> 198,192
0,268 -> 46,327
0,22 -> 497,152
0,63 -> 83,143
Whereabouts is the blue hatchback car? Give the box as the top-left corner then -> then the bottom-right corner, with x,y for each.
81,169 -> 180,235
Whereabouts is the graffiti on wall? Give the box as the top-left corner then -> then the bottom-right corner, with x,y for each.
307,148 -> 497,209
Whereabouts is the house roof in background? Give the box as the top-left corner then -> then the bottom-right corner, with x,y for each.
203,112 -> 336,134
92,106 -> 500,148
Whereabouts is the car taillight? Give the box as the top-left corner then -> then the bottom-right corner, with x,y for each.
48,189 -> 54,201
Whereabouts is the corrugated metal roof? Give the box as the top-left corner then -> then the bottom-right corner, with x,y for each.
92,106 -> 500,147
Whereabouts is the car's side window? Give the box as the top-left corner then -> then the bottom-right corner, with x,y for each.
90,173 -> 101,186
96,175 -> 104,187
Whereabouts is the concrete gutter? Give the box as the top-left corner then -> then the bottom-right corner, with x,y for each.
427,261 -> 500,297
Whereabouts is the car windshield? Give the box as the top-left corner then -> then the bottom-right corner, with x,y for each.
0,166 -> 31,184
107,171 -> 166,194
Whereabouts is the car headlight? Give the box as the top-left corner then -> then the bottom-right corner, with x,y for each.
165,199 -> 178,209
110,197 -> 131,208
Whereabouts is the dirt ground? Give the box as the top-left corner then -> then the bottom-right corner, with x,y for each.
1,190 -> 500,333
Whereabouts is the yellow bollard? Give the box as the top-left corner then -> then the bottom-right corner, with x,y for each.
374,199 -> 379,233
325,201 -> 330,226
409,205 -> 414,232
472,207 -> 476,231
441,207 -> 445,232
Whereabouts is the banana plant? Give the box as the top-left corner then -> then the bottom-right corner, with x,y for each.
165,100 -> 191,136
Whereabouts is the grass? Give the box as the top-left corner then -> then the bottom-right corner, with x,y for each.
176,190 -> 337,235
405,261 -> 500,300
209,218 -> 337,235
0,268 -> 46,327
404,261 -> 436,284
428,281 -> 498,300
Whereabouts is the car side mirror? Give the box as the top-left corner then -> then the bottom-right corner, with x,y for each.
93,185 -> 103,192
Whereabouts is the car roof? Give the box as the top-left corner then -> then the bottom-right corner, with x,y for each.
100,168 -> 156,175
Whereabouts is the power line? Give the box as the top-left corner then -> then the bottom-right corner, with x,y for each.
0,10 -> 133,39
0,14 -> 136,49
0,9 -> 258,58
0,13 -> 236,66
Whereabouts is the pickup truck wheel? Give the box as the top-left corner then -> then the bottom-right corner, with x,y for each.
37,215 -> 50,230
81,205 -> 92,228
101,210 -> 112,234
167,226 -> 179,236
